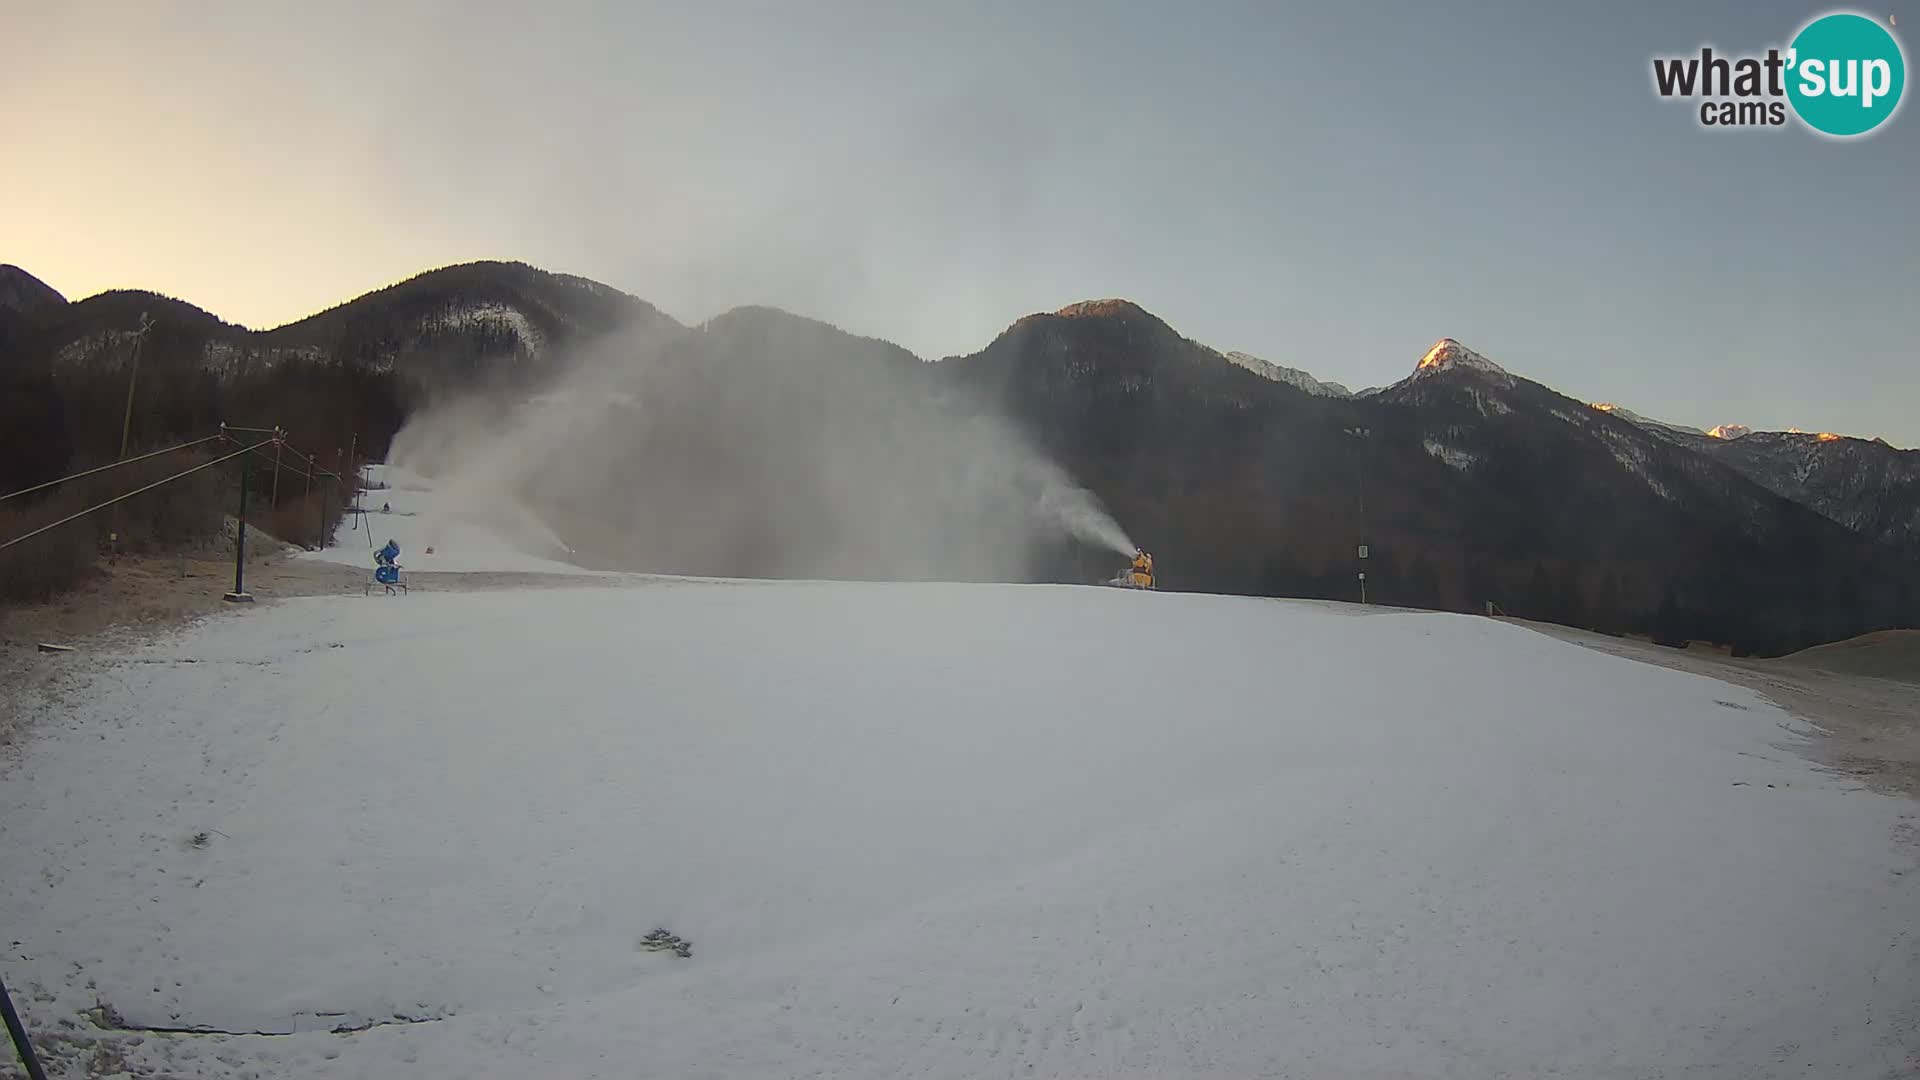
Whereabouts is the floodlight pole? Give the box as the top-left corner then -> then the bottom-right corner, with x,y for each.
1345,426 -> 1372,604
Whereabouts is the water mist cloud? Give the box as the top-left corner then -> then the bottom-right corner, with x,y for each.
384,310 -> 1134,582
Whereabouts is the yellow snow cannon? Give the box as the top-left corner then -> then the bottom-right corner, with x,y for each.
1115,549 -> 1155,590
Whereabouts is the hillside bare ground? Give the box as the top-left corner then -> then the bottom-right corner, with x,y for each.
1509,620 -> 1920,800
1785,629 -> 1920,684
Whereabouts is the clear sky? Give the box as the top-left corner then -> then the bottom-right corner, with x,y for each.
4,1 -> 1916,442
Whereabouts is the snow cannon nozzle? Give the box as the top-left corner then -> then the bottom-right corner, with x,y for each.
1111,548 -> 1155,590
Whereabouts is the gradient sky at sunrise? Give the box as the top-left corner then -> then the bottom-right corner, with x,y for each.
4,0 -> 1916,442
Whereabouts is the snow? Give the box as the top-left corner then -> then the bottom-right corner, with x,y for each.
1464,385 -> 1511,417
1390,340 -> 1516,399
1591,402 -> 1706,438
1588,425 -> 1677,501
1410,338 -> 1511,382
52,328 -> 141,372
437,302 -> 543,354
1219,350 -> 1353,397
297,463 -> 602,576
3,581 -> 1917,1078
1421,435 -> 1476,471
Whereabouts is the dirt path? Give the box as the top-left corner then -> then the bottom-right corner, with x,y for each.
1508,619 -> 1920,801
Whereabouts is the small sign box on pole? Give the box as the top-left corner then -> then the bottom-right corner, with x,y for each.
1358,544 -> 1369,559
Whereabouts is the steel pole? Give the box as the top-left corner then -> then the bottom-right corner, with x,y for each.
0,972 -> 49,1080
226,447 -> 254,602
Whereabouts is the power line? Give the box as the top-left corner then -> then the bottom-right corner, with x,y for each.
276,442 -> 341,480
215,430 -> 342,483
0,433 -> 225,504
249,437 -> 338,481
0,440 -> 272,554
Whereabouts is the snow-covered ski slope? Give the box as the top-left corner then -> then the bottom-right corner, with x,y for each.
297,463 -> 599,575
3,580 -> 1917,1078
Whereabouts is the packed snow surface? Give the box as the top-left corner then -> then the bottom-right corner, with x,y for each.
297,463 -> 597,575
2,581 -> 1917,1078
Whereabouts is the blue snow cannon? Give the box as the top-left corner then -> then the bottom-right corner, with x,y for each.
370,539 -> 406,593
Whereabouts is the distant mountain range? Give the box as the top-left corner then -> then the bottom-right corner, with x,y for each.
1573,394 -> 1918,550
2,260 -> 1913,654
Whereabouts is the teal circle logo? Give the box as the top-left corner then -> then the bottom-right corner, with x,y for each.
1787,12 -> 1906,136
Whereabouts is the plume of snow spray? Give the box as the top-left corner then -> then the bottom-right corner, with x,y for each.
387,390 -> 595,561
379,314 -> 1138,580
1027,459 -> 1135,557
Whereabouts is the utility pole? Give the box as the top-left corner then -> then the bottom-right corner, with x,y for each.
326,448 -> 341,549
109,312 -> 154,560
301,447 -> 314,547
270,427 -> 284,511
1357,447 -> 1368,540
224,444 -> 254,603
345,435 -> 360,546
118,313 -> 153,463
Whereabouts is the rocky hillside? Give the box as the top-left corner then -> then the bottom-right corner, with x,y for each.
938,308 -> 1915,653
1596,404 -> 1920,551
1693,430 -> 1920,549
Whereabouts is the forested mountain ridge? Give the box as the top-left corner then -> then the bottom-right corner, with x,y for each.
4,261 -> 1911,654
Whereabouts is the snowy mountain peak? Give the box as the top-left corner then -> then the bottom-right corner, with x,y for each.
1413,338 -> 1508,379
1708,424 -> 1753,440
1590,402 -> 1706,438
1053,299 -> 1150,320
1220,350 -> 1353,397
